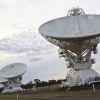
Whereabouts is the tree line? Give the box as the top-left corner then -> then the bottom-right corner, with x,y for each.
21,79 -> 65,90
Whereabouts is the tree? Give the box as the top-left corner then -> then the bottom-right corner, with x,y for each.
34,79 -> 41,84
39,81 -> 48,87
56,80 -> 63,84
21,83 -> 34,90
21,84 -> 27,90
34,79 -> 41,88
48,79 -> 57,85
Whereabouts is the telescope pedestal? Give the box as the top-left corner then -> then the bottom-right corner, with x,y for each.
2,88 -> 12,94
9,76 -> 23,92
1,82 -> 12,93
61,68 -> 100,87
12,86 -> 22,92
2,76 -> 23,93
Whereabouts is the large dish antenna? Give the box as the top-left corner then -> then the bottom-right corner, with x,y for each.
39,7 -> 100,40
39,7 -> 100,87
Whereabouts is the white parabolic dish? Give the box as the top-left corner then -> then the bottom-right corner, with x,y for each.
39,15 -> 100,39
0,76 -> 8,83
0,63 -> 27,78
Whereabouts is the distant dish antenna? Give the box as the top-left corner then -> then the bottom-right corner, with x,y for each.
39,7 -> 100,87
0,63 -> 27,93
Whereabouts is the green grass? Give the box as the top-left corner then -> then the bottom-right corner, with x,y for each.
0,89 -> 100,100
0,97 -> 32,100
0,95 -> 33,100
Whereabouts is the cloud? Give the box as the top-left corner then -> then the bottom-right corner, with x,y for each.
0,30 -> 54,61
29,57 -> 42,62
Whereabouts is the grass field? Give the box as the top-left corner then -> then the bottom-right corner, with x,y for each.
1,84 -> 100,100
0,94 -> 32,100
0,90 -> 100,100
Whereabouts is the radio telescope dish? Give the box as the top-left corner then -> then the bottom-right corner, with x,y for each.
0,63 -> 27,93
39,8 -> 100,40
39,7 -> 100,88
0,63 -> 27,78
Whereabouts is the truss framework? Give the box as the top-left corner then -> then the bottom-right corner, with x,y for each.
43,35 -> 99,70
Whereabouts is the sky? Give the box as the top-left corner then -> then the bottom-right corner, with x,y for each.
0,0 -> 100,84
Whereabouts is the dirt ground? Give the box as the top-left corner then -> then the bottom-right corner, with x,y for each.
2,90 -> 100,100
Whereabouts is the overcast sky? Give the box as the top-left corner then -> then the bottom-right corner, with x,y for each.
0,0 -> 100,84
